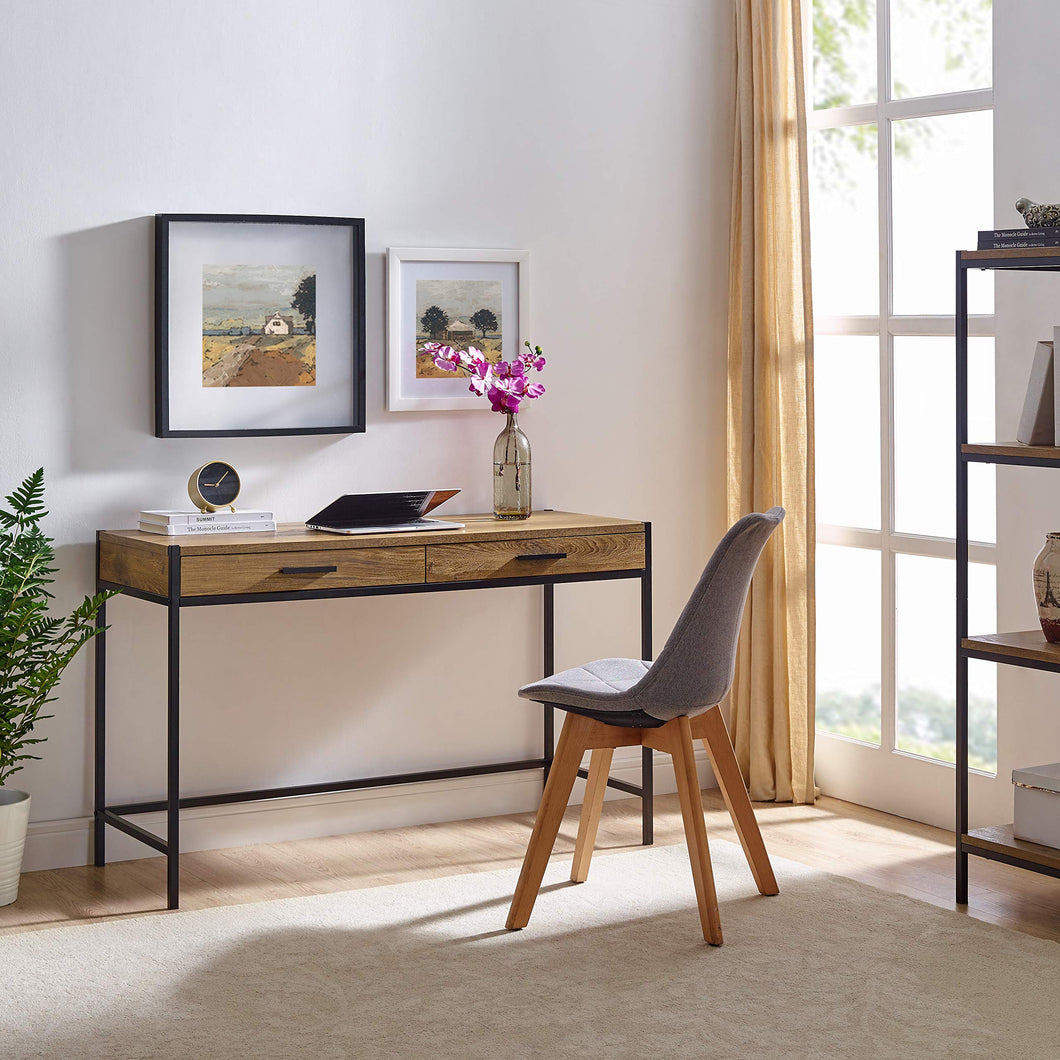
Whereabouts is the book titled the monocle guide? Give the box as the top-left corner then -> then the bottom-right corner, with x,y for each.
138,509 -> 276,535
979,227 -> 1060,249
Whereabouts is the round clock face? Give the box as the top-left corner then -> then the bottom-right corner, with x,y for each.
190,461 -> 240,512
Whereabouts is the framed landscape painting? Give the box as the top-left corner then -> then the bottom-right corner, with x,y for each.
155,214 -> 366,437
386,247 -> 529,411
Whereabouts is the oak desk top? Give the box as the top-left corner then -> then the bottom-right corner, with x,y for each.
98,511 -> 649,600
99,511 -> 644,556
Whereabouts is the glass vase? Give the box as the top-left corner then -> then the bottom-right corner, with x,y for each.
493,412 -> 531,519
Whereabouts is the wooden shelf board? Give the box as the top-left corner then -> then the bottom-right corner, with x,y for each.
963,631 -> 1060,665
962,247 -> 1060,262
964,824 -> 1060,873
962,443 -> 1060,462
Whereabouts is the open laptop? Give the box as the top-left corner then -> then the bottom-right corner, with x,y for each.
306,489 -> 464,535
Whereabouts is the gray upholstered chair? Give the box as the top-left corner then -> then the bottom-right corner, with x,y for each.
506,507 -> 785,945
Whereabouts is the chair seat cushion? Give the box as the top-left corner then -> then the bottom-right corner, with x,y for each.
519,658 -> 652,713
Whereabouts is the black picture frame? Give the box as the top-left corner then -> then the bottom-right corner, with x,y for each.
154,213 -> 366,438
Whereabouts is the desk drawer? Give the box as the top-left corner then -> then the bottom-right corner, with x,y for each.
426,532 -> 645,583
180,546 -> 425,596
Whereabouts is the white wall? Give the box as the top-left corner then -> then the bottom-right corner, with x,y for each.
985,0 -> 1060,826
0,0 -> 735,868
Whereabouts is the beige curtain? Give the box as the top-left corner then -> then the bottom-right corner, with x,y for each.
727,0 -> 816,804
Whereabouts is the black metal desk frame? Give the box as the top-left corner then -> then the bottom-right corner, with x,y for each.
94,525 -> 653,909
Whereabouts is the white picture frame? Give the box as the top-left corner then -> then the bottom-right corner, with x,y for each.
386,247 -> 530,411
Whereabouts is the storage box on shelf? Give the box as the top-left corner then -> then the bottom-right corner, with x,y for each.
1012,763 -> 1060,849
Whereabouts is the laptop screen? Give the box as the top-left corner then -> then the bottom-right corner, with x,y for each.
307,491 -> 432,528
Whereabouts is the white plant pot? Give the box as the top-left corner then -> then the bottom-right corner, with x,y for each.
0,789 -> 31,906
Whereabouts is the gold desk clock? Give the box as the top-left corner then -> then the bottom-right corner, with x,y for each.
189,461 -> 241,513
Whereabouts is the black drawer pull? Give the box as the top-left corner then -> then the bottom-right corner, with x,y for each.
280,565 -> 338,575
515,552 -> 568,561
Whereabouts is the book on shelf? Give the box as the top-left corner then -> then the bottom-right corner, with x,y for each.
139,509 -> 274,525
138,520 -> 277,536
1054,327 -> 1060,447
1018,340 -> 1054,445
979,239 -> 1060,250
978,227 -> 1060,249
981,227 -> 1060,240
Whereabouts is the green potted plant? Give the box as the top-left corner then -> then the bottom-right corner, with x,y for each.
0,469 -> 112,905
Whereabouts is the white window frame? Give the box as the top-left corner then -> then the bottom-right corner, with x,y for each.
810,0 -> 995,765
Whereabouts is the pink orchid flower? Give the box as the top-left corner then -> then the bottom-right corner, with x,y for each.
468,366 -> 490,396
430,345 -> 463,372
417,339 -> 549,414
487,385 -> 521,414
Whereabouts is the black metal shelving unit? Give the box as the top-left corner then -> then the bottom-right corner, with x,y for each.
957,246 -> 1060,903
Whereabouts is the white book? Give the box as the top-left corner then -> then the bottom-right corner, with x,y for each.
1017,339 -> 1054,445
139,509 -> 274,525
1054,327 -> 1060,446
138,520 -> 277,536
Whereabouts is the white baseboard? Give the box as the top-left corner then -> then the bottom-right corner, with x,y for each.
22,747 -> 718,872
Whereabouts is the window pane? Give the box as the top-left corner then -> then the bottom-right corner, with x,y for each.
815,335 -> 880,529
892,111 -> 993,316
813,0 -> 877,108
894,337 -> 995,542
891,0 -> 991,100
895,555 -> 996,771
816,544 -> 881,745
812,125 -> 879,316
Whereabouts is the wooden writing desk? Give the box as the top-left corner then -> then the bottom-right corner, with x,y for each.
95,511 -> 653,908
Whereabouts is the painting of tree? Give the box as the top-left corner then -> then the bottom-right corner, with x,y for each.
414,279 -> 503,379
471,309 -> 498,337
291,274 -> 316,336
420,305 -> 449,340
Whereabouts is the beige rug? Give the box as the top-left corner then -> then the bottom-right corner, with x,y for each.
3,839 -> 1059,1059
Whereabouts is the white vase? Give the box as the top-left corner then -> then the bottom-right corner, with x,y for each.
1033,533 -> 1060,644
0,790 -> 31,906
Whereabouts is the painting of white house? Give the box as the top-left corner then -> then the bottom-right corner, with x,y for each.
414,278 -> 501,379
202,264 -> 317,387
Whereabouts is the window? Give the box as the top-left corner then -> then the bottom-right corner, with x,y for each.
811,0 -> 996,772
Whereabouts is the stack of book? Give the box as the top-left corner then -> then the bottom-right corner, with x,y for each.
138,510 -> 277,535
978,227 -> 1060,250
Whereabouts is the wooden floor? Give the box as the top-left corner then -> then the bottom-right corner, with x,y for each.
3,791 -> 1060,942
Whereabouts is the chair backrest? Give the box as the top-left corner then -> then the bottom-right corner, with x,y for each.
631,507 -> 784,721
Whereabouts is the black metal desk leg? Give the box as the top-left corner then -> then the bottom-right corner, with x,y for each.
542,583 -> 555,786
641,525 -> 653,846
93,567 -> 106,868
167,545 -> 181,910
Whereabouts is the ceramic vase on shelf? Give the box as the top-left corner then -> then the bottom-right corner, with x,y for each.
493,412 -> 531,520
1033,533 -> 1060,642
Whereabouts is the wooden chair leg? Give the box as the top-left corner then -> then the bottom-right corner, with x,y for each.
654,716 -> 723,945
506,713 -> 593,930
695,705 -> 779,896
570,747 -> 614,883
